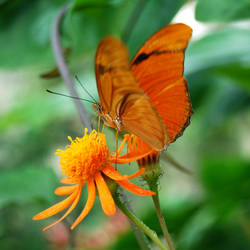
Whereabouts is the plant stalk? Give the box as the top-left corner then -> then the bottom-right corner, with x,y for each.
115,195 -> 169,250
151,186 -> 175,250
119,189 -> 151,250
51,5 -> 92,131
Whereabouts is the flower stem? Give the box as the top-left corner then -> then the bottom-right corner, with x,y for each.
161,153 -> 192,175
119,189 -> 151,250
115,195 -> 169,250
151,185 -> 175,250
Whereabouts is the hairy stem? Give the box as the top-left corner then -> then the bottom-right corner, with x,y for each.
119,189 -> 151,250
151,186 -> 175,250
115,195 -> 169,250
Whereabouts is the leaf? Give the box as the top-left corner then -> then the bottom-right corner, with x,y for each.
201,157 -> 250,203
213,64 -> 250,93
0,166 -> 58,207
185,28 -> 250,75
195,0 -> 250,22
0,1 -> 61,68
127,0 -> 188,57
73,0 -> 121,11
177,208 -> 216,249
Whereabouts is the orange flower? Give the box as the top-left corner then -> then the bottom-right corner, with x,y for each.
33,129 -> 155,231
117,134 -> 159,166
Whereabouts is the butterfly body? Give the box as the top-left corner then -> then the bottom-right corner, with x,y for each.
94,102 -> 123,130
94,23 -> 193,151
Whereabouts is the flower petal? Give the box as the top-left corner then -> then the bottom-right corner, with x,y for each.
113,150 -> 154,164
33,185 -> 80,220
71,178 -> 96,230
60,177 -> 78,184
114,135 -> 128,157
42,185 -> 82,231
55,185 -> 78,196
113,135 -> 158,163
117,179 -> 155,196
102,165 -> 126,181
95,172 -> 116,216
124,168 -> 145,179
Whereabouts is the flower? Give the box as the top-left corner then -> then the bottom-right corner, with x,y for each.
33,129 -> 155,231
115,134 -> 158,165
120,135 -> 162,187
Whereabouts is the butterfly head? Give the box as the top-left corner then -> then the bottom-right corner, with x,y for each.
93,102 -> 102,115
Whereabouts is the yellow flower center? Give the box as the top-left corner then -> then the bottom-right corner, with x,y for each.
56,129 -> 110,181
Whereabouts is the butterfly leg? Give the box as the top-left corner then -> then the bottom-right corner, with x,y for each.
115,130 -> 119,169
102,122 -> 106,133
97,115 -> 101,133
91,115 -> 99,131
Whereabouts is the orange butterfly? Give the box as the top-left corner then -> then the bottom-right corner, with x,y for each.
94,23 -> 193,151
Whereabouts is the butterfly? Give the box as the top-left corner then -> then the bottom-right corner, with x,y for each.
94,23 -> 193,151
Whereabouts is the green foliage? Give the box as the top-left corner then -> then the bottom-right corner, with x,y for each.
127,0 -> 187,56
195,0 -> 250,22
73,0 -> 122,11
0,166 -> 57,207
201,157 -> 250,207
185,28 -> 250,74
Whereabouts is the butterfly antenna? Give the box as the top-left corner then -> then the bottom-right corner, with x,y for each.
75,75 -> 97,103
46,89 -> 95,104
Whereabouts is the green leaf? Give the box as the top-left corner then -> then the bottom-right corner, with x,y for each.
195,0 -> 250,22
73,0 -> 122,11
0,1 -> 62,68
177,208 -> 216,250
127,0 -> 187,57
0,166 -> 58,207
185,28 -> 250,75
201,157 -> 250,203
214,64 -> 250,92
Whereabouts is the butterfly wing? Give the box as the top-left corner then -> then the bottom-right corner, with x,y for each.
95,37 -> 169,150
119,93 -> 169,151
95,36 -> 142,119
131,23 -> 193,142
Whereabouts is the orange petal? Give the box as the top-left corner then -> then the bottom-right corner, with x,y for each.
95,172 -> 116,216
102,165 -> 126,181
60,177 -> 78,184
71,178 -> 96,230
113,149 -> 154,164
113,135 -> 128,157
42,185 -> 82,231
55,185 -> 78,196
117,179 -> 155,196
33,185 -> 80,220
124,168 -> 145,179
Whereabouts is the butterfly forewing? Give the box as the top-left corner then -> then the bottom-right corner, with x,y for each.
95,37 -> 142,116
131,23 -> 193,142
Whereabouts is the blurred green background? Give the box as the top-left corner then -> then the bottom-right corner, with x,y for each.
1,0 -> 250,249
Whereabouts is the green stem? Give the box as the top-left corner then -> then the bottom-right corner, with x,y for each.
161,153 -> 192,175
151,186 -> 175,250
115,195 -> 168,250
119,189 -> 151,250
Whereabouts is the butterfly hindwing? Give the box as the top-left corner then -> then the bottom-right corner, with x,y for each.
120,93 -> 169,151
